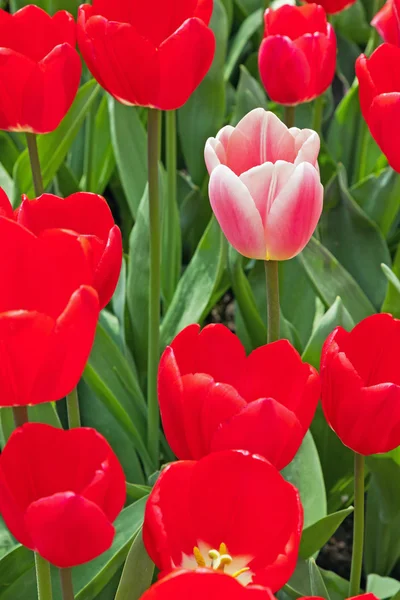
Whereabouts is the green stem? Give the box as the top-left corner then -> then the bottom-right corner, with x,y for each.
66,387 -> 81,429
26,133 -> 44,196
59,568 -> 74,600
312,95 -> 324,136
83,108 -> 95,192
147,108 -> 161,467
357,123 -> 369,183
349,453 -> 365,597
163,110 -> 180,307
283,105 -> 296,128
12,405 -> 29,428
265,260 -> 280,343
35,554 -> 53,600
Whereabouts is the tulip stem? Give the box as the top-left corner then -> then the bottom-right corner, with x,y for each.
312,95 -> 324,136
12,405 -> 29,428
66,387 -> 81,429
349,453 -> 365,597
26,133 -> 44,196
163,109 -> 181,308
283,106 -> 296,129
147,108 -> 161,467
59,568 -> 74,600
265,260 -> 280,343
35,554 -> 53,600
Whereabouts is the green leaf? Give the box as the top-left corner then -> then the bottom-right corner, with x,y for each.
109,100 -> 147,219
224,10 -> 262,82
300,507 -> 354,559
13,80 -> 100,200
126,483 -> 152,502
178,0 -> 228,185
161,217 -> 227,347
230,65 -> 267,126
282,431 -> 327,529
382,247 -> 400,317
320,166 -> 391,309
367,575 -> 400,599
299,237 -> 375,324
114,530 -> 154,600
87,94 -> 116,195
309,559 -> 331,600
287,559 -> 348,600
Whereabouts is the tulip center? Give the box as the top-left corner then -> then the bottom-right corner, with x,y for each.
181,542 -> 253,585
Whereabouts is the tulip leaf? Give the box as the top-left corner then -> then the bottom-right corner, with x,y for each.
224,9 -> 262,82
282,431 -> 327,529
309,559 -> 331,600
319,166 -> 391,309
114,530 -> 154,600
367,575 -> 400,599
299,236 -> 375,324
178,0 -> 228,186
160,216 -> 228,348
230,65 -> 267,126
300,507 -> 354,559
13,79 -> 100,201
381,249 -> 400,318
287,558 -> 351,600
85,94 -> 115,195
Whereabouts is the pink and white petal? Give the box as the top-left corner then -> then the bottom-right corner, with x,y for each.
209,165 -> 266,259
265,163 -> 323,260
205,138 -> 226,173
292,129 -> 320,168
240,161 -> 296,229
225,108 -> 296,175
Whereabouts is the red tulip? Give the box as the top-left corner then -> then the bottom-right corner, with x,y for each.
14,192 -> 122,309
0,423 -> 126,567
0,216 -> 99,407
372,0 -> 400,45
143,450 -> 303,591
321,313 -> 400,455
258,5 -> 336,105
356,44 -> 400,173
302,0 -> 356,14
158,324 -> 320,470
77,0 -> 215,110
0,5 -> 81,133
140,569 -> 276,599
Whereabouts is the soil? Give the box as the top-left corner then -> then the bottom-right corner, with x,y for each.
317,514 -> 354,582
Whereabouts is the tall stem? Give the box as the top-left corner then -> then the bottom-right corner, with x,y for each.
265,260 -> 280,343
59,568 -> 74,600
283,106 -> 296,128
349,453 -> 365,597
35,554 -> 53,600
12,405 -> 29,428
66,387 -> 81,429
147,108 -> 161,467
312,95 -> 324,136
26,133 -> 44,196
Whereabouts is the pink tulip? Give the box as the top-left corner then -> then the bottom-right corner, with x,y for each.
204,108 -> 324,261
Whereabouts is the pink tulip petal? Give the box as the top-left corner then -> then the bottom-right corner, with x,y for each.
265,163 -> 323,260
291,129 -> 320,167
225,108 -> 296,175
209,165 -> 265,259
240,161 -> 296,230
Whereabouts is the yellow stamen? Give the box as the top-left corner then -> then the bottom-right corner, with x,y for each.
232,567 -> 251,579
219,542 -> 228,555
193,546 -> 206,567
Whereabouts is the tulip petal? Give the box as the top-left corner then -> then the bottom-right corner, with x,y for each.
293,31 -> 336,99
368,92 -> 400,173
157,18 -> 215,110
25,492 -> 115,568
265,162 -> 323,260
211,398 -> 305,470
264,4 -> 328,38
226,108 -> 296,174
291,128 -> 320,168
204,125 -> 235,173
0,50 -> 38,132
259,36 -> 311,105
93,225 -> 123,307
0,188 -> 13,218
209,165 -> 266,259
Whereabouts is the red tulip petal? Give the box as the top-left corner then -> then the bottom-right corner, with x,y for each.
157,18 -> 215,110
361,43 -> 400,95
264,4 -> 328,38
259,36 -> 310,105
141,568 -> 275,599
0,188 -> 13,218
356,53 -> 378,120
0,50 -> 38,131
293,30 -> 336,98
368,92 -> 400,173
0,465 -> 33,548
25,492 -> 115,567
93,225 -> 123,308
211,398 -> 305,470
194,0 -> 214,25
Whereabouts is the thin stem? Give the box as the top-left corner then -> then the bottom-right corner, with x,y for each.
26,133 -> 44,196
312,95 -> 324,136
147,108 -> 161,467
12,406 -> 29,428
283,105 -> 296,128
163,109 -> 180,307
59,568 -> 74,600
66,387 -> 81,429
35,554 -> 53,600
349,453 -> 365,597
265,260 -> 280,343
